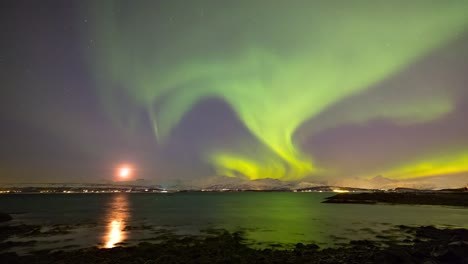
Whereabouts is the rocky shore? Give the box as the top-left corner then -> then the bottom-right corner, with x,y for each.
323,192 -> 468,207
0,213 -> 12,223
0,224 -> 467,264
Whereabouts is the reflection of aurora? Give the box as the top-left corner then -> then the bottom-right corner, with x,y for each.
89,1 -> 468,180
231,193 -> 322,245
103,194 -> 129,248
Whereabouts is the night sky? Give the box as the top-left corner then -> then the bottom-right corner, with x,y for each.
1,1 -> 468,187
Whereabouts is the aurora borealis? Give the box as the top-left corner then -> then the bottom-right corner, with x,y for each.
1,1 -> 468,187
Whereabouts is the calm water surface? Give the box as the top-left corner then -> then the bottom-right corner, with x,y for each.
1,192 -> 467,252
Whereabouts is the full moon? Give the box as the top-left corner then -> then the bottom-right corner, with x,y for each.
118,166 -> 131,178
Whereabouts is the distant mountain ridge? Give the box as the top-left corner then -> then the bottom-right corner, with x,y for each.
163,174 -> 467,191
1,174 -> 466,191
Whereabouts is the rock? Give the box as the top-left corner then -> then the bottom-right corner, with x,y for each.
421,259 -> 438,264
431,245 -> 449,258
349,240 -> 374,247
305,244 -> 319,250
0,252 -> 18,263
448,240 -> 468,247
447,241 -> 468,260
430,241 -> 468,263
375,246 -> 415,264
0,213 -> 12,223
0,240 -> 37,251
0,226 -> 466,264
295,243 -> 305,249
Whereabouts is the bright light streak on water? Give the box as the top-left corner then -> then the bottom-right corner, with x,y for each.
103,193 -> 129,248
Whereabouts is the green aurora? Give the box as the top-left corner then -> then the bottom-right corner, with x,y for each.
89,1 -> 468,180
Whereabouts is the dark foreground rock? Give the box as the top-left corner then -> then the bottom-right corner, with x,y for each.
323,192 -> 468,207
0,224 -> 41,241
0,223 -> 73,243
0,213 -> 12,223
1,226 -> 467,264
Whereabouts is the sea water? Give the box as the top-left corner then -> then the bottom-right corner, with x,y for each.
1,192 -> 467,252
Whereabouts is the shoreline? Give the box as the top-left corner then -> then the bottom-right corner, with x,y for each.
1,191 -> 467,263
323,192 -> 468,207
1,225 -> 467,263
